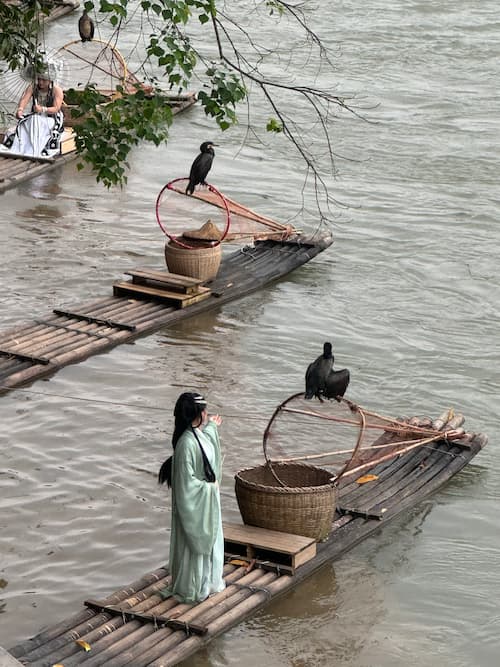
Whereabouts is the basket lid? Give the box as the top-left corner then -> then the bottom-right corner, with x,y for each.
183,220 -> 223,242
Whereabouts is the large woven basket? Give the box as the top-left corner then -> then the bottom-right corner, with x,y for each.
164,240 -> 222,281
235,462 -> 337,541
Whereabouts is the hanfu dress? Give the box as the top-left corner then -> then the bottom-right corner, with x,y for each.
163,420 -> 225,603
1,83 -> 64,158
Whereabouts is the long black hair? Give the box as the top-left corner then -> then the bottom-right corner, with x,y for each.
158,391 -> 215,487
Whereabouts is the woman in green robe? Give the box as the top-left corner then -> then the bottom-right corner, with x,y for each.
158,392 -> 225,603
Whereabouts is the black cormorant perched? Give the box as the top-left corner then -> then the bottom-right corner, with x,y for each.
305,342 -> 334,400
78,11 -> 95,42
323,367 -> 350,402
186,141 -> 217,195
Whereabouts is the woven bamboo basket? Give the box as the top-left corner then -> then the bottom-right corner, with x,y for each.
164,239 -> 222,280
235,462 -> 337,541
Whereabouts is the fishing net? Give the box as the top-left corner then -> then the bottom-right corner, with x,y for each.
262,393 -> 465,486
55,39 -> 129,94
156,178 -> 231,249
157,177 -> 297,248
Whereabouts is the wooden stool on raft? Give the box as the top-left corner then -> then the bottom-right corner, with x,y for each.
113,267 -> 211,308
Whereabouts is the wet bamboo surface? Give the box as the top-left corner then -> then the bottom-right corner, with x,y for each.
0,96 -> 196,194
0,235 -> 332,396
8,412 -> 487,666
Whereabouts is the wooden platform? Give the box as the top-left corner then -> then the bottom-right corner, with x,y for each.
7,411 -> 487,666
223,521 -> 316,573
113,269 -> 212,308
0,235 -> 333,395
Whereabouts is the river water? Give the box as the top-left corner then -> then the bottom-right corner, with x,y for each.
0,1 -> 499,665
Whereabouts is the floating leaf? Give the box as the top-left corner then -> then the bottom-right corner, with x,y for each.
75,639 -> 91,652
0,578 -> 8,589
229,559 -> 248,567
355,474 -> 379,484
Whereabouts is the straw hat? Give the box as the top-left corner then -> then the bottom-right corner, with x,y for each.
183,220 -> 223,242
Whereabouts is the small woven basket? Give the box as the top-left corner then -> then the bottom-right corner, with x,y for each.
235,462 -> 337,541
164,239 -> 222,280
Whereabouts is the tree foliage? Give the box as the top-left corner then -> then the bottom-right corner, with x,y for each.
0,0 -> 362,206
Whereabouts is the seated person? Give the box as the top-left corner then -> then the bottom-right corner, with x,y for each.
2,63 -> 64,157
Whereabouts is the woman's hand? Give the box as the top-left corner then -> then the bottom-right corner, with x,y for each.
209,414 -> 222,426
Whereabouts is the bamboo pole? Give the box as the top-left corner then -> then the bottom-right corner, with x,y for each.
0,297 -> 158,358
9,567 -> 168,659
0,296 -> 117,344
82,568 -> 264,667
126,571 -> 280,667
152,574 -> 293,667
23,564 -> 237,665
281,405 -> 441,437
270,428 -> 466,465
62,624 -> 156,667
17,572 -> 173,663
337,431 -> 465,482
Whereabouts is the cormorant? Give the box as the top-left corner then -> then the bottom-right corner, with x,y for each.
323,367 -> 350,402
78,10 -> 95,43
305,342 -> 334,400
186,141 -> 217,195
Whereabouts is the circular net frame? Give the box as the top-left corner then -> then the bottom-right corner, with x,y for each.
156,178 -> 230,249
262,393 -> 462,487
55,39 -> 129,94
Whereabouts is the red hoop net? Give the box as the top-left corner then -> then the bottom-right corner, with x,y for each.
158,178 -> 297,246
156,178 -> 230,249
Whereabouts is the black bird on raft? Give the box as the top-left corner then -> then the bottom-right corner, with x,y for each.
323,367 -> 350,402
186,141 -> 217,195
78,10 -> 95,42
305,342 -> 334,400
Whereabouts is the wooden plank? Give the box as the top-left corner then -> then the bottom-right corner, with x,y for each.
60,130 -> 76,155
125,268 -> 203,294
113,281 -> 211,308
223,521 -> 316,572
223,522 -> 314,554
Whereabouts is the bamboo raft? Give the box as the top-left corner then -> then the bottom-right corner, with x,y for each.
6,410 -> 487,666
4,0 -> 80,22
0,234 -> 332,396
0,95 -> 196,194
